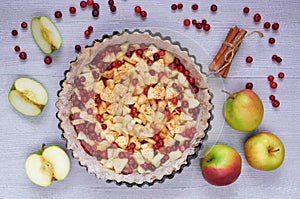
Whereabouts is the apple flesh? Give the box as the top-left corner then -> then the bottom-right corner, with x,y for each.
8,78 -> 48,116
200,144 -> 242,186
244,132 -> 285,171
25,145 -> 70,186
31,16 -> 62,54
224,89 -> 264,132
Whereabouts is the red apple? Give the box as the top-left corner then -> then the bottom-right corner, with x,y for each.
200,144 -> 242,186
223,89 -> 264,132
244,132 -> 285,171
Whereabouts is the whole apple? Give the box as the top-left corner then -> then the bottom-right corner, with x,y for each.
244,132 -> 285,171
200,144 -> 242,186
223,89 -> 264,132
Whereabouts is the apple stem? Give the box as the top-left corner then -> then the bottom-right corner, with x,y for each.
269,148 -> 280,153
41,143 -> 46,151
221,90 -> 232,96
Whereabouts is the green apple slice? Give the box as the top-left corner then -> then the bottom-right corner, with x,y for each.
25,145 -> 70,187
8,78 -> 48,116
31,16 -> 62,54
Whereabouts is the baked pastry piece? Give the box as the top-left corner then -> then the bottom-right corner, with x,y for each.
57,31 -> 212,184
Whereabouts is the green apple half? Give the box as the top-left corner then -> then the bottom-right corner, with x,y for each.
224,89 -> 264,132
8,78 -> 48,116
200,144 -> 242,186
25,145 -> 70,186
31,16 -> 62,54
244,132 -> 285,171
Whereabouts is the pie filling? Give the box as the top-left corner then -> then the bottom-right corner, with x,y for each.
69,41 -> 202,175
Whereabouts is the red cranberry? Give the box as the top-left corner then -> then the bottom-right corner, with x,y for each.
187,76 -> 195,84
272,54 -> 278,61
170,97 -> 178,105
264,22 -> 271,29
191,85 -> 199,93
92,9 -> 99,17
80,1 -> 87,8
267,75 -> 274,82
191,4 -> 198,10
278,72 -> 285,79
69,6 -> 77,14
177,3 -> 183,9
87,0 -> 94,6
243,7 -> 250,14
272,23 -> 279,30
183,19 -> 191,26
140,10 -> 147,18
110,5 -> 117,12
245,82 -> 253,89
21,22 -> 28,29
245,56 -> 253,63
270,81 -> 278,89
136,49 -> 143,57
11,29 -> 18,36
14,45 -> 20,52
84,29 -> 91,37
202,19 -> 207,25
253,13 -> 261,22
130,107 -> 138,116
129,142 -> 136,149
269,37 -> 276,44
44,56 -> 52,64
192,19 -> 197,25
75,44 -> 81,52
101,123 -> 107,130
269,95 -> 276,101
210,4 -> 218,12
54,11 -> 62,19
135,5 -> 142,13
19,52 -> 27,60
96,114 -> 103,122
196,23 -> 202,29
108,0 -> 114,6
88,26 -> 94,32
272,99 -> 280,107
276,56 -> 282,63
93,3 -> 100,10
153,52 -> 160,61
203,24 -> 211,31
171,4 -> 177,10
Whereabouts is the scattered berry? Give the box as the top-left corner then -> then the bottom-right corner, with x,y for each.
276,56 -> 282,63
11,29 -> 18,36
80,1 -> 87,8
87,0 -> 94,6
93,3 -> 100,10
270,81 -> 278,89
171,4 -> 177,10
210,4 -> 218,12
84,29 -> 91,37
177,3 -> 183,9
278,72 -> 285,79
14,45 -> 20,52
75,44 -> 81,52
243,7 -> 250,14
69,6 -> 77,14
264,22 -> 271,29
191,4 -> 198,11
272,99 -> 280,108
183,19 -> 191,26
267,75 -> 275,82
44,56 -> 52,65
110,5 -> 117,12
269,37 -> 276,44
101,123 -> 107,130
92,9 -> 99,17
246,56 -> 253,63
245,82 -> 253,89
19,52 -> 27,60
272,22 -> 280,30
54,11 -> 63,18
21,22 -> 28,29
253,13 -> 261,22
140,10 -> 147,18
88,26 -> 94,32
272,54 -> 278,61
196,23 -> 202,29
269,95 -> 276,101
202,19 -> 207,25
134,5 -> 142,13
203,24 -> 211,31
192,19 -> 197,25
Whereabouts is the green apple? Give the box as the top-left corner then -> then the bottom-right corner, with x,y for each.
31,16 -> 62,54
200,144 -> 242,186
8,78 -> 48,116
25,145 -> 70,186
223,89 -> 264,132
244,132 -> 285,171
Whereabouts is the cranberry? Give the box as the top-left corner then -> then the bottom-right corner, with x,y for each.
19,52 -> 27,60
170,97 -> 178,105
14,45 -> 20,52
110,5 -> 117,12
153,52 -> 160,61
136,49 -> 143,57
278,72 -> 285,79
276,56 -> 282,63
69,6 -> 77,14
272,23 -> 279,30
177,3 -> 183,9
177,64 -> 185,72
253,13 -> 261,22
272,99 -> 280,107
84,29 -> 91,37
269,95 -> 276,101
270,81 -> 278,89
269,37 -> 276,44
131,78 -> 139,85
92,9 -> 100,17
171,4 -> 177,10
93,3 -> 100,10
272,54 -> 278,61
134,5 -> 142,13
202,19 -> 207,25
54,11 -> 62,19
187,76 -> 195,85
191,85 -> 199,93
11,29 -> 18,36
183,69 -> 190,77
88,26 -> 94,32
196,23 -> 202,29
75,44 -> 81,52
129,142 -> 136,149
203,24 -> 211,31
80,1 -> 87,8
44,56 -> 52,64
192,19 -> 197,25
183,19 -> 191,26
96,114 -> 103,122
158,50 -> 165,56
130,107 -> 138,116
210,4 -> 218,12
140,10 -> 147,18
243,7 -> 250,14
245,82 -> 253,89
108,0 -> 114,6
264,22 -> 271,29
191,4 -> 198,11
87,0 -> 94,6
21,22 -> 28,29
101,123 -> 107,130
246,56 -> 253,63
268,75 -> 274,82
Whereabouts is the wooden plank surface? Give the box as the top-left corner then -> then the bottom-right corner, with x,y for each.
0,0 -> 299,198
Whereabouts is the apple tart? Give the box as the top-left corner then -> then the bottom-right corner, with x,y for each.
56,30 -> 212,185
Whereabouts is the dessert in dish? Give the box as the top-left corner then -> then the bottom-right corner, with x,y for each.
57,31 -> 212,184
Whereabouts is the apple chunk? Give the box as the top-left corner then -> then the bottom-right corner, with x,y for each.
8,78 -> 48,116
25,145 -> 70,187
31,16 -> 62,54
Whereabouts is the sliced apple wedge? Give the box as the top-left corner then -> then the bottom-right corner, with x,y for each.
25,145 -> 70,187
8,78 -> 48,116
31,16 -> 62,54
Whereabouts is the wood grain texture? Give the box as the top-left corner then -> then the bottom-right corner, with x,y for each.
0,0 -> 299,198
